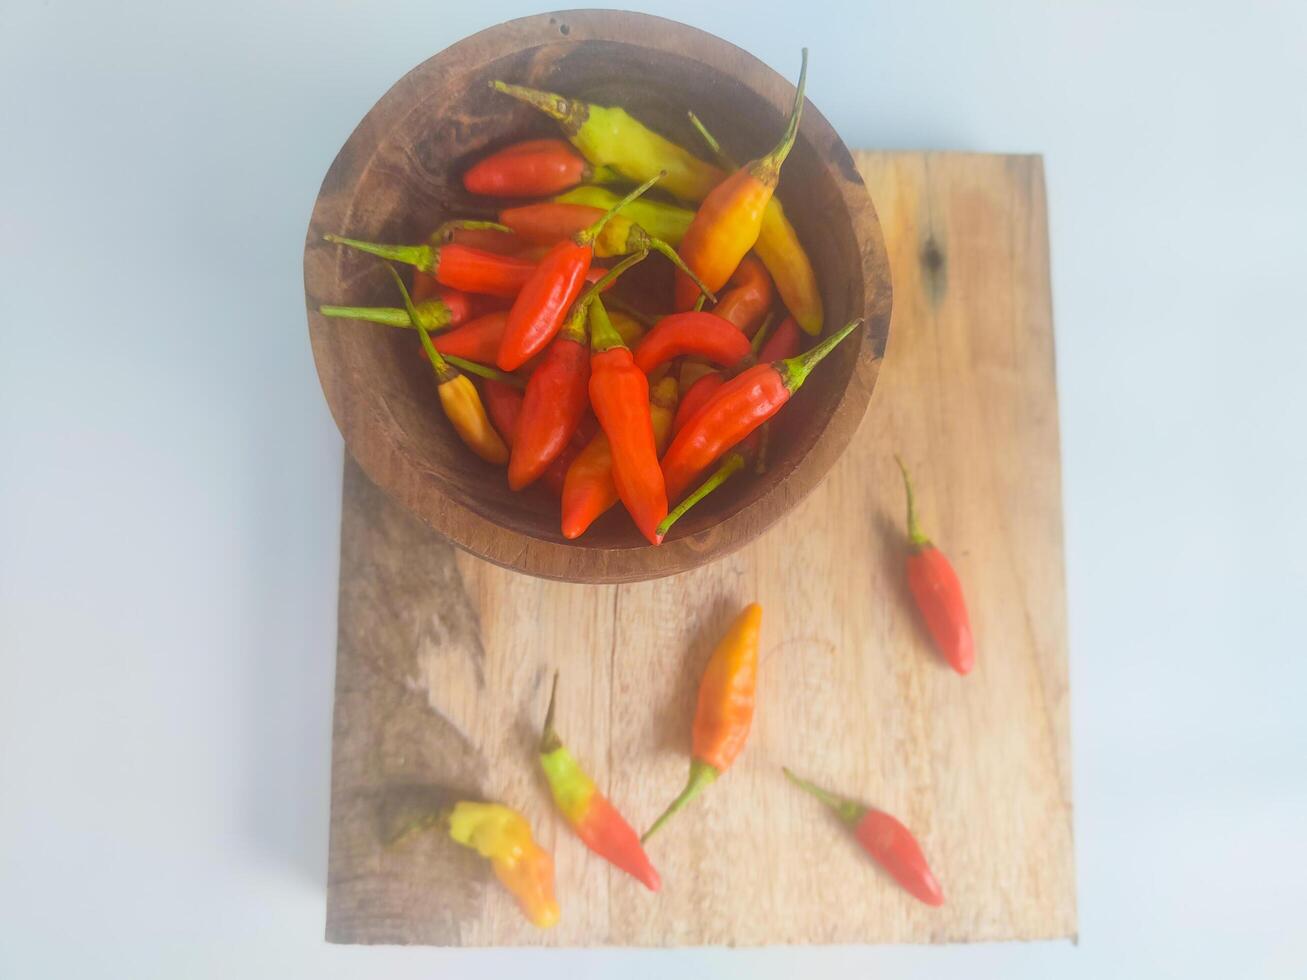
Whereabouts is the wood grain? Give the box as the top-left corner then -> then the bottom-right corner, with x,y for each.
303,10 -> 891,583
325,151 -> 1076,946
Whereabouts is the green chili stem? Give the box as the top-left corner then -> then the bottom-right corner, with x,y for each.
431,219 -> 512,243
489,80 -> 587,135
444,355 -> 523,388
641,759 -> 718,842
894,455 -> 931,548
539,671 -> 562,754
325,234 -> 436,274
605,295 -> 658,327
318,301 -> 452,331
577,171 -> 665,246
588,297 -> 625,353
755,49 -> 809,183
388,807 -> 453,847
749,312 -> 778,357
686,111 -> 736,170
782,767 -> 865,826
630,228 -> 716,302
656,452 -> 745,538
776,317 -> 862,392
385,264 -> 452,381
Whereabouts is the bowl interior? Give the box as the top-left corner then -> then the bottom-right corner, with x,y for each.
308,13 -> 884,573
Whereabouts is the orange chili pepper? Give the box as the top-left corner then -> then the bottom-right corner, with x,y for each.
497,174 -> 663,371
643,603 -> 762,841
560,377 -> 677,539
687,111 -> 824,335
710,255 -> 773,336
672,50 -> 808,310
463,138 -> 619,197
632,312 -> 752,375
586,298 -> 668,544
783,768 -> 945,907
896,457 -> 975,675
661,317 -> 862,501
539,673 -> 660,891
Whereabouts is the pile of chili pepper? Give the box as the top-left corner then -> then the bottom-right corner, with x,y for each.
317,50 -> 866,546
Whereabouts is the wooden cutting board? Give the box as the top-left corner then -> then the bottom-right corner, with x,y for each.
324,151 -> 1076,946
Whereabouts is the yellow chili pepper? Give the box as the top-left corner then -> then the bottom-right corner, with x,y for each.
387,265 -> 510,465
447,801 -> 560,929
491,81 -> 724,202
554,185 -> 695,246
608,309 -> 647,348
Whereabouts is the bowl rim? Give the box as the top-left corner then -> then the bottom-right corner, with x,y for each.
303,9 -> 891,584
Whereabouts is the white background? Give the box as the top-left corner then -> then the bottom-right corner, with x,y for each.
2,2 -> 1305,976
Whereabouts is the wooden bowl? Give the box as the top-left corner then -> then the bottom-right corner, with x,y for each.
303,9 -> 891,583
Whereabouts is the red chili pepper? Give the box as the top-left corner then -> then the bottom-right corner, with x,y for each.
757,315 -> 801,363
497,174 -> 663,371
782,768 -> 944,907
671,371 -> 726,436
710,255 -> 773,336
632,312 -> 753,375
481,379 -> 523,445
661,318 -> 862,501
443,225 -> 526,256
539,673 -> 660,891
895,457 -> 975,675
325,234 -> 539,298
463,138 -> 617,197
424,311 -> 509,364
508,308 -> 590,490
587,298 -> 667,544
540,415 -> 598,497
409,273 -> 479,318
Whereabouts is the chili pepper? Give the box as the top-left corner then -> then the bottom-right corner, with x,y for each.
538,673 -> 660,891
509,251 -> 650,488
560,377 -> 677,539
540,414 -> 598,497
463,137 -> 620,197
497,173 -> 665,371
492,81 -> 724,202
672,50 -> 808,311
441,225 -> 526,256
632,312 -> 752,375
507,301 -> 591,489
319,289 -> 473,333
586,298 -> 668,544
447,801 -> 561,928
895,456 -> 975,675
326,234 -> 539,297
782,768 -> 944,907
757,314 -> 801,363
643,602 -> 762,841
387,265 -> 509,465
555,185 -> 694,245
482,378 -> 523,445
662,317 -> 862,500
671,371 -> 725,436
425,311 -> 508,364
711,255 -> 773,335
500,202 -> 714,297
687,111 -> 824,335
